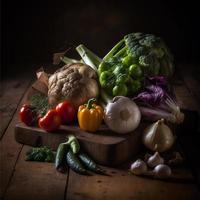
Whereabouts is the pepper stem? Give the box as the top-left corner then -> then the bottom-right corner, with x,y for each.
86,98 -> 96,109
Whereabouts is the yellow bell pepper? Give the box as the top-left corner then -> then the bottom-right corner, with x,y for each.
78,98 -> 104,132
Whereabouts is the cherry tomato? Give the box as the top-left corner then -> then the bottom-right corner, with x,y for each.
56,101 -> 76,124
19,104 -> 37,126
38,109 -> 61,132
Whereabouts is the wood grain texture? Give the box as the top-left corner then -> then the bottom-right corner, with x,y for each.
173,74 -> 200,112
177,64 -> 200,102
0,80 -> 32,199
174,67 -> 200,187
4,145 -> 68,200
0,75 -> 32,138
15,122 -> 143,166
66,167 -> 200,200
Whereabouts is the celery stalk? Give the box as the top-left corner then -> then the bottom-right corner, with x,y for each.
76,44 -> 102,71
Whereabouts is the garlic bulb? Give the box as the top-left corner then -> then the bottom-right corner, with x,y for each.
153,164 -> 172,178
130,159 -> 147,175
147,152 -> 164,168
142,119 -> 175,152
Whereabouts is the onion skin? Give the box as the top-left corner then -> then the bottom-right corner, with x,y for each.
142,119 -> 175,152
104,96 -> 141,134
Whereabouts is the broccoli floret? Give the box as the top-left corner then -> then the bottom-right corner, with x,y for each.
76,32 -> 174,98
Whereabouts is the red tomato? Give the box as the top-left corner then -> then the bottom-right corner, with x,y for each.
56,101 -> 75,124
19,104 -> 37,126
38,109 -> 61,132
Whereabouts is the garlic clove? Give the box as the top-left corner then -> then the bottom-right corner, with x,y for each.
147,152 -> 164,168
153,164 -> 172,178
142,119 -> 175,152
130,159 -> 148,175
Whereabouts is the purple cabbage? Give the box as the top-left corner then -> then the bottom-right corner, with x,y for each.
134,85 -> 165,106
133,76 -> 184,124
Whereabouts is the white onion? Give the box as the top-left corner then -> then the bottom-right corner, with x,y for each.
104,96 -> 141,134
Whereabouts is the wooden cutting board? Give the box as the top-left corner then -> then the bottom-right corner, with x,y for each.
14,79 -> 144,166
15,122 -> 144,166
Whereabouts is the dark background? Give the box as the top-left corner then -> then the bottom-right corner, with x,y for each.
1,0 -> 200,77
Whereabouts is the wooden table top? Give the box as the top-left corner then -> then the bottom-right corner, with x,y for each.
1,64 -> 200,200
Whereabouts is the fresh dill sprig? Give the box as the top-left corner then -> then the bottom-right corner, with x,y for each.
29,92 -> 49,116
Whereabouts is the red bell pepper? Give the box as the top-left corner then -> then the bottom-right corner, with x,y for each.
38,109 -> 61,132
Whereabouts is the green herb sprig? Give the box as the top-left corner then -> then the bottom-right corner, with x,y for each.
26,146 -> 54,162
29,92 -> 49,116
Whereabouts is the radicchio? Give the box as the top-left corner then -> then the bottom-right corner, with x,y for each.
133,76 -> 184,124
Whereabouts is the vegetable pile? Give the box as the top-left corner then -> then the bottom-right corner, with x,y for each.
76,32 -> 174,97
20,97 -> 76,132
19,32 -> 186,176
20,33 -> 184,133
19,32 -> 185,135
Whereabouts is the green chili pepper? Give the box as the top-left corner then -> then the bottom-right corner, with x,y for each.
55,142 -> 69,171
78,152 -> 105,174
66,150 -> 87,174
67,135 -> 80,154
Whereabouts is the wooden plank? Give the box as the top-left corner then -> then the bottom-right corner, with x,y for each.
173,72 -> 200,133
0,75 -> 32,138
177,64 -> 200,102
174,66 -> 200,187
173,74 -> 200,112
4,145 -> 68,200
15,122 -> 143,166
179,135 -> 200,185
0,80 -> 32,199
66,167 -> 200,200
